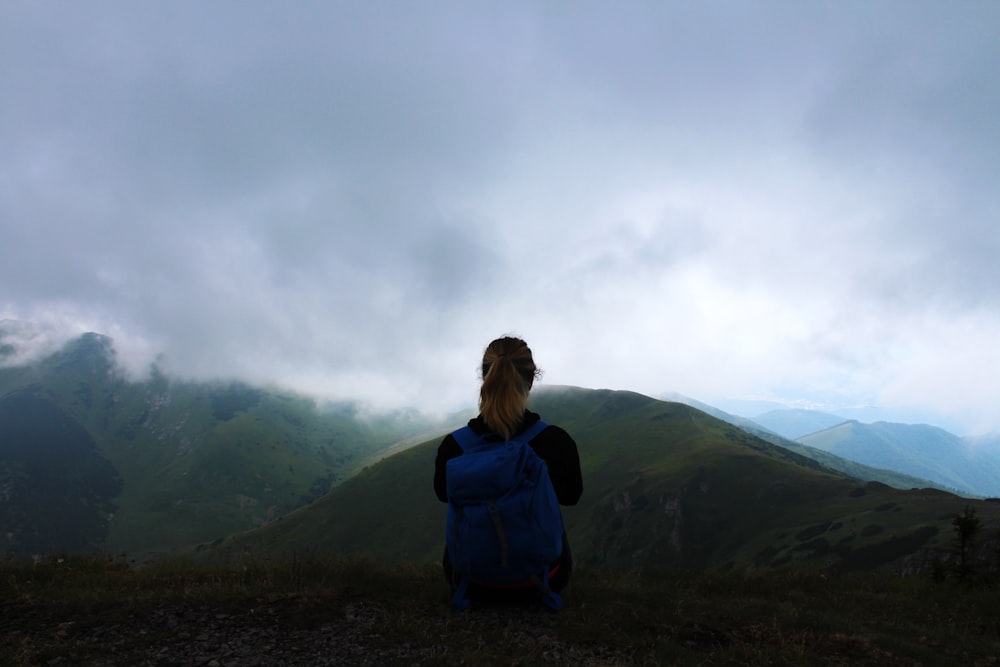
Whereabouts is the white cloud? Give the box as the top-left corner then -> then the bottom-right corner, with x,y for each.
1,1 -> 998,434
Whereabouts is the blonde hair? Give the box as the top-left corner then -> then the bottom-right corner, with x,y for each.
479,336 -> 540,440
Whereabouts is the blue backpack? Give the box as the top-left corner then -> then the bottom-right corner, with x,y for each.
445,419 -> 565,610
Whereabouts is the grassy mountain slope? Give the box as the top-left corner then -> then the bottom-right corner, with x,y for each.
0,331 -> 449,557
0,391 -> 123,555
199,387 -> 1000,573
800,421 -> 1000,498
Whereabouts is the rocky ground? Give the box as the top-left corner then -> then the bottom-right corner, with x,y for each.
4,595 -> 631,666
6,559 -> 999,666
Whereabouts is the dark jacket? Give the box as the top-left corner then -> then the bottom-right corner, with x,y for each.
434,410 -> 583,505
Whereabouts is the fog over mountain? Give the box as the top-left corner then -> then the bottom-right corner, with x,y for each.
3,2 -> 999,434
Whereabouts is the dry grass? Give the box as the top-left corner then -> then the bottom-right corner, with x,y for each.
2,554 -> 999,666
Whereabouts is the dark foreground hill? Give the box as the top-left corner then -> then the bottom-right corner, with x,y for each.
198,387 -> 1000,574
3,554 -> 1000,666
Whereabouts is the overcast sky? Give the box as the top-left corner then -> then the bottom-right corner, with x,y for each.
2,2 -> 999,434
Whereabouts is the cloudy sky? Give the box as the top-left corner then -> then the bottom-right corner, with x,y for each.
2,2 -> 999,434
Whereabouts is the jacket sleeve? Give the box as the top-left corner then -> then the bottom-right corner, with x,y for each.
533,426 -> 583,506
433,434 -> 462,502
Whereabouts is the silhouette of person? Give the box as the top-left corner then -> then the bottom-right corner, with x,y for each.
434,336 -> 583,603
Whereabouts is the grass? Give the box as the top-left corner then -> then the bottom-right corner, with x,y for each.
3,554 -> 999,666
229,390 -> 1000,575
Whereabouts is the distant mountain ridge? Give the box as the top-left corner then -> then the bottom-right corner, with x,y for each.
753,408 -> 849,440
676,399 -> 1000,498
799,421 -> 1000,498
663,396 -> 957,493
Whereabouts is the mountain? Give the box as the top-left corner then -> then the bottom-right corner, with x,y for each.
666,394 -> 951,492
6,322 -> 998,571
754,409 -> 849,439
0,390 -> 123,555
799,421 -> 1000,498
970,433 -> 1000,452
0,326 -> 458,558
702,393 -> 966,437
734,406 -> 996,497
198,387 -> 1000,574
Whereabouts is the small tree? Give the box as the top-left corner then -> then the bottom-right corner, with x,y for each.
952,504 -> 981,582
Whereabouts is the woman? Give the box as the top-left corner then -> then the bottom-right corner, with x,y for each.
434,336 -> 583,603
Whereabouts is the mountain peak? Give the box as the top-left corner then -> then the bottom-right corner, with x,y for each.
48,332 -> 116,375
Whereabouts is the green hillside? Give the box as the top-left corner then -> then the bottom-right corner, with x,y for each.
7,328 -> 1000,574
198,387 -> 1000,573
0,332 -> 451,558
0,391 -> 122,555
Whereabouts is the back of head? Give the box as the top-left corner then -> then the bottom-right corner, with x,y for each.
479,336 -> 539,440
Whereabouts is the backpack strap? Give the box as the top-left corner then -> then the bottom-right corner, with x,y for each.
451,577 -> 473,611
450,425 -> 485,452
517,418 -> 549,444
451,419 -> 549,452
532,569 -> 564,611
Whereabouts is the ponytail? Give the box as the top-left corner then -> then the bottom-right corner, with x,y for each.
479,337 -> 539,440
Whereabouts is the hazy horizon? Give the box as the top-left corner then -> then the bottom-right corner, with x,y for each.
0,317 -> 980,437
